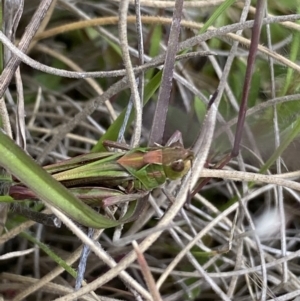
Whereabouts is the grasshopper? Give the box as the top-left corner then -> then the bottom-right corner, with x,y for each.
7,132 -> 194,227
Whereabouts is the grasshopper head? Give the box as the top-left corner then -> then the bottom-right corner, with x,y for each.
162,142 -> 194,181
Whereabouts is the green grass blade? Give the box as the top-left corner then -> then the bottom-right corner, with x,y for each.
200,0 -> 236,34
92,70 -> 162,152
260,118 -> 300,173
280,27 -> 300,96
146,25 -> 162,80
20,231 -> 77,278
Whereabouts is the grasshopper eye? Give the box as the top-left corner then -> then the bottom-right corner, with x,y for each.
171,160 -> 185,172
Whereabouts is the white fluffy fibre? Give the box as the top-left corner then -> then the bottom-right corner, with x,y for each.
253,208 -> 282,239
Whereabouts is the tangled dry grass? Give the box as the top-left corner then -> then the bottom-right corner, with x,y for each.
1,1 -> 300,301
